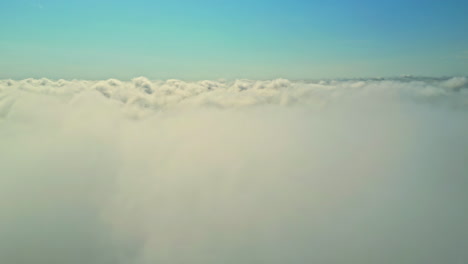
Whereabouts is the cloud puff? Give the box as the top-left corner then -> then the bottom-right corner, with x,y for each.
443,77 -> 468,91
0,77 -> 468,264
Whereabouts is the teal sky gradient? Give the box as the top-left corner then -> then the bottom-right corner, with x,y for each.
1,0 -> 467,80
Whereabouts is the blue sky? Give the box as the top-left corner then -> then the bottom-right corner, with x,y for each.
0,0 -> 467,80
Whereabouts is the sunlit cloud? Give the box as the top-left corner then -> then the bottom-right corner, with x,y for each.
1,77 -> 467,263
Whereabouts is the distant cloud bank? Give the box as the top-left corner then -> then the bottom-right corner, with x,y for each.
1,77 -> 467,118
1,77 -> 467,264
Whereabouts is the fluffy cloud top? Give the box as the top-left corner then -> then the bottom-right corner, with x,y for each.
1,77 -> 467,264
1,77 -> 467,115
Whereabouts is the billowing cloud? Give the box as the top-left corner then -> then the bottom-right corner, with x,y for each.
1,77 -> 467,112
1,77 -> 468,264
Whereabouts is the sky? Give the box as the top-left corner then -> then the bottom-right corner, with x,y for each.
0,0 -> 467,80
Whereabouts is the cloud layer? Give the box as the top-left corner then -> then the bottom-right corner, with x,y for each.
1,77 -> 468,264
1,76 -> 467,114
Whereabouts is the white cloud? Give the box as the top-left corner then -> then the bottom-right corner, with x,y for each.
0,77 -> 468,263
1,77 -> 467,114
443,76 -> 468,91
